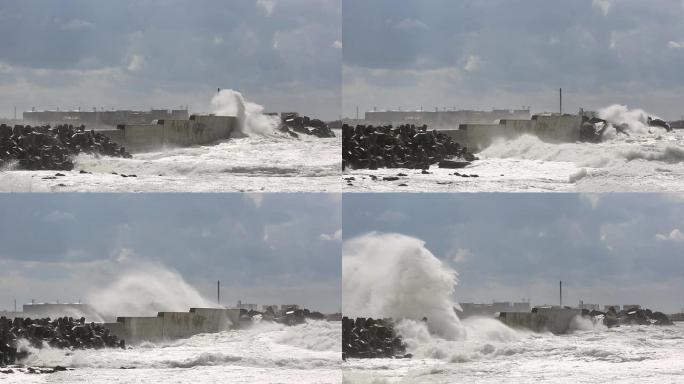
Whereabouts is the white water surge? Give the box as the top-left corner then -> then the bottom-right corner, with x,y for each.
343,105 -> 684,192
5,320 -> 341,384
342,233 -> 684,383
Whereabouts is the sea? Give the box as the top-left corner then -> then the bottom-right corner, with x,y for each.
2,320 -> 341,384
343,130 -> 684,192
343,320 -> 684,384
0,133 -> 341,192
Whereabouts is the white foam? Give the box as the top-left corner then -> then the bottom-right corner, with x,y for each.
343,233 -> 464,340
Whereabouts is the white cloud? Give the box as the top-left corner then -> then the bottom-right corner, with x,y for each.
320,229 -> 342,241
377,210 -> 408,222
332,40 -> 342,49
126,54 -> 145,72
115,248 -> 134,263
464,55 -> 482,72
42,210 -> 75,223
451,248 -> 473,263
212,35 -> 224,45
256,0 -> 275,16
394,18 -> 428,30
592,0 -> 612,16
244,194 -> 265,209
667,41 -> 684,49
60,18 -> 94,31
581,193 -> 602,209
655,228 -> 684,242
0,62 -> 13,74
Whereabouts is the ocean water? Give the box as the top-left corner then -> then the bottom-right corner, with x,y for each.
343,321 -> 684,384
0,134 -> 341,192
1,320 -> 341,384
343,131 -> 684,192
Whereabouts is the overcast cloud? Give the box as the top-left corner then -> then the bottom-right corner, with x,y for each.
343,0 -> 684,120
0,193 -> 341,313
0,0 -> 341,119
343,193 -> 684,313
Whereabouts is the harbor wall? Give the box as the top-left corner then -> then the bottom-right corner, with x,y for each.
104,308 -> 241,344
455,115 -> 582,151
498,308 -> 582,334
101,115 -> 238,153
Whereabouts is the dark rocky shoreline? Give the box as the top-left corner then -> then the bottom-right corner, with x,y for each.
280,114 -> 336,138
1,316 -> 125,367
585,307 -> 673,327
342,124 -> 476,171
342,317 -> 410,360
0,124 -> 131,171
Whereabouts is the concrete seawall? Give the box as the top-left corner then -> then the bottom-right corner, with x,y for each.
440,115 -> 581,152
498,308 -> 582,334
101,115 -> 238,153
103,308 -> 241,344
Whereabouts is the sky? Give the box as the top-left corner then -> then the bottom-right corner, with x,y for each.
343,193 -> 684,313
0,0 -> 341,120
0,193 -> 341,313
343,0 -> 684,120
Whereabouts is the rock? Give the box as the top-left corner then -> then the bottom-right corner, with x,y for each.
398,183 -> 408,186
383,176 -> 400,181
648,117 -> 672,132
421,170 -> 431,174
0,316 -> 124,367
280,114 -> 335,138
342,123 -> 476,170
342,316 -> 408,359
0,123 -> 131,171
397,173 -> 408,176
438,160 -> 471,169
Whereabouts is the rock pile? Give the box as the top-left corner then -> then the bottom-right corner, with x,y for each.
239,308 -> 326,327
342,124 -> 476,170
580,115 -> 672,142
280,114 -> 336,138
0,316 -> 125,366
0,124 -> 131,171
342,317 -> 409,359
587,307 -> 673,327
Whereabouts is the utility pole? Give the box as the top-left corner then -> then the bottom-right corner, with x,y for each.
217,280 -> 220,306
14,299 -> 16,315
559,281 -> 563,307
559,88 -> 563,115
14,106 -> 16,120
356,106 -> 359,120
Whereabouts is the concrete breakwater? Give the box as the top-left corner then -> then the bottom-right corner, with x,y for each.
101,115 -> 238,153
0,123 -> 131,170
0,316 -> 124,366
498,307 -> 582,334
498,306 -> 673,334
440,114 -> 582,152
342,317 -> 409,360
103,308 -> 241,345
342,124 -> 476,171
102,307 -> 329,345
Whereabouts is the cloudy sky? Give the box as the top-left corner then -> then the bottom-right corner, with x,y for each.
344,193 -> 684,313
0,193 -> 341,313
343,0 -> 684,120
0,0 -> 341,120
